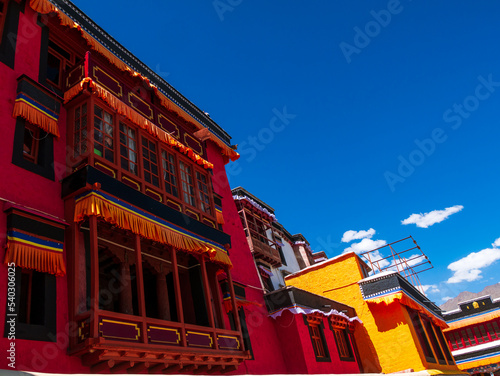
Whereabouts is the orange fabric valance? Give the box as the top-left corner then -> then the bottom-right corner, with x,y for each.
444,308 -> 500,331
64,78 -> 213,170
29,0 -> 239,163
4,231 -> 66,276
74,190 -> 232,268
12,100 -> 60,137
367,291 -> 448,329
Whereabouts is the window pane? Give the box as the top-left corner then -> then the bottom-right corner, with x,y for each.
119,123 -> 138,175
180,161 -> 196,206
46,52 -> 61,85
142,137 -> 159,187
94,105 -> 114,162
422,317 -> 446,364
161,150 -> 178,197
408,309 -> 435,362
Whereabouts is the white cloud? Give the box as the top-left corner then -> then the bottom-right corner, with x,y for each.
441,296 -> 453,302
493,238 -> 500,248
341,228 -> 376,243
447,247 -> 500,283
343,238 -> 387,254
401,205 -> 464,228
421,284 -> 440,295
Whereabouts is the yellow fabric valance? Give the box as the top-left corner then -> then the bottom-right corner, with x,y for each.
74,190 -> 232,268
29,0 -> 240,163
367,291 -> 448,329
64,78 -> 213,170
12,100 -> 60,137
443,308 -> 500,331
4,230 -> 66,276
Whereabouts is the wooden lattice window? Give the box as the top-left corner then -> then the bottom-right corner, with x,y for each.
333,329 -> 354,360
196,171 -> 211,214
73,103 -> 88,158
179,160 -> 196,207
119,122 -> 138,175
94,105 -> 114,162
45,39 -> 81,89
141,137 -> 160,187
305,314 -> 330,362
161,150 -> 178,197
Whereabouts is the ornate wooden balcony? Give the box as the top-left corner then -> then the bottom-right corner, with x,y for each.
70,311 -> 248,373
248,233 -> 282,267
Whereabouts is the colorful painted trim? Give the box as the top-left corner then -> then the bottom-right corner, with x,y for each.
15,93 -> 59,120
215,204 -> 224,225
365,289 -> 447,328
4,230 -> 66,276
445,307 -> 500,330
268,303 -> 362,324
465,361 -> 500,375
13,94 -> 60,137
232,195 -> 276,221
64,78 -> 213,169
74,190 -> 232,267
455,350 -> 500,367
258,264 -> 273,277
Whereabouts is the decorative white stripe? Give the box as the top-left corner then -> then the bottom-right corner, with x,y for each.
233,195 -> 277,220
269,305 -> 363,324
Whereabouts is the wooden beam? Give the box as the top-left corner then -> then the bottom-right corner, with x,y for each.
182,364 -> 198,373
134,234 -> 148,343
81,350 -> 105,367
147,362 -> 168,373
110,361 -> 133,373
127,361 -> 149,374
220,364 -> 238,373
91,359 -> 115,373
164,363 -> 183,373
199,255 -> 217,349
89,215 -> 100,338
171,247 -> 187,347
226,267 -> 242,334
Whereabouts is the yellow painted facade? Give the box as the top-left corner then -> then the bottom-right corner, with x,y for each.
285,253 -> 464,374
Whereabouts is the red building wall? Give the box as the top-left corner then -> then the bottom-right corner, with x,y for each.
208,144 -> 288,374
272,310 -> 360,374
0,5 -> 88,373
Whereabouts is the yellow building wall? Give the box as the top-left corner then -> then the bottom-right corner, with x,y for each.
286,253 -> 462,374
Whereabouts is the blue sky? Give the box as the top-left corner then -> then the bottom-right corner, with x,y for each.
71,0 -> 500,306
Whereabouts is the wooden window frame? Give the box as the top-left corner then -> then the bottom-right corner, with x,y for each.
119,122 -> 139,176
304,315 -> 331,362
434,324 -> 455,365
421,316 -> 447,365
67,97 -> 217,222
161,148 -> 180,199
140,134 -> 161,189
0,0 -> 8,43
196,170 -> 212,215
407,308 -> 436,364
5,267 -> 57,342
332,327 -> 355,362
179,158 -> 197,208
45,39 -> 80,90
23,122 -> 41,164
93,103 -> 115,163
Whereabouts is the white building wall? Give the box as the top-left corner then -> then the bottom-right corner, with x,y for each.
267,230 -> 301,290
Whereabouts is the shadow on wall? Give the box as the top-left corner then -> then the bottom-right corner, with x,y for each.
353,323 -> 382,373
